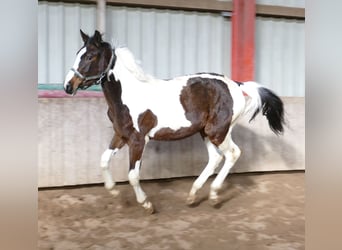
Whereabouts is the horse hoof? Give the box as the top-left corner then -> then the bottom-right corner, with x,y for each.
209,197 -> 221,207
186,195 -> 197,206
109,189 -> 120,197
142,201 -> 155,214
146,205 -> 155,214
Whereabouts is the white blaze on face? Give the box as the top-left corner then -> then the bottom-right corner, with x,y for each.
64,47 -> 87,89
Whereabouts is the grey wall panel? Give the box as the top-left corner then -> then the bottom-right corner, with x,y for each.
39,3 -> 231,84
255,17 -> 304,96
38,2 -> 97,84
39,97 -> 304,187
106,6 -> 231,79
38,2 -> 48,83
47,4 -> 65,83
256,0 -> 305,8
38,2 -> 304,96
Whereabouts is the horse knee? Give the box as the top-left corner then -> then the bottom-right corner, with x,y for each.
128,162 -> 148,204
224,144 -> 241,163
100,149 -> 116,168
232,145 -> 241,161
210,180 -> 222,193
128,165 -> 140,186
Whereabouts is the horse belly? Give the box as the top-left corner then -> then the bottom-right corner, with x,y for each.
151,125 -> 200,141
124,81 -> 193,139
147,95 -> 194,139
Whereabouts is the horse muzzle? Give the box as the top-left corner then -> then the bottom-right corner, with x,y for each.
64,70 -> 84,95
64,83 -> 74,95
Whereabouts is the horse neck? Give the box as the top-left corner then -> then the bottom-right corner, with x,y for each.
101,79 -> 124,114
112,51 -> 152,85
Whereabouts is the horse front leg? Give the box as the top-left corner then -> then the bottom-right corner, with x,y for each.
100,134 -> 125,197
127,134 -> 154,214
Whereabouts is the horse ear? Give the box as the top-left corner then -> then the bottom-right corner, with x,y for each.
80,29 -> 89,43
94,30 -> 103,43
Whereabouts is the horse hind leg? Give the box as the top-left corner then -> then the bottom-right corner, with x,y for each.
187,138 -> 223,205
209,131 -> 241,206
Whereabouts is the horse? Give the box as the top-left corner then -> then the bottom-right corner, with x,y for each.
64,30 -> 285,214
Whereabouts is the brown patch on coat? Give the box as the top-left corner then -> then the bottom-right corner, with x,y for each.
138,109 -> 158,136
153,77 -> 234,146
108,134 -> 126,150
102,79 -> 135,142
152,126 -> 202,141
101,79 -> 145,169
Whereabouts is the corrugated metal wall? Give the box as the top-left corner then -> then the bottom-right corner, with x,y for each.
106,6 -> 231,79
256,0 -> 305,8
255,17 -> 304,96
38,2 -> 231,84
38,2 -> 304,96
39,2 -> 96,84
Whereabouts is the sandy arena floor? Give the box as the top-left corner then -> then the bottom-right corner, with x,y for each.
38,172 -> 304,250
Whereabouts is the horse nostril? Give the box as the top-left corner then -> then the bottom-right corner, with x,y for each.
65,84 -> 73,94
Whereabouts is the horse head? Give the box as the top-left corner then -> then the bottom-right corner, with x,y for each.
64,29 -> 115,95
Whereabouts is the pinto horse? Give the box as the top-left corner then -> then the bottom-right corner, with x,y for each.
64,30 -> 285,213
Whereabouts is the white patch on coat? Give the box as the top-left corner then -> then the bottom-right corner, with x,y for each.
128,160 -> 141,186
112,48 -> 193,136
64,47 -> 87,89
128,160 -> 147,203
100,148 -> 118,190
238,81 -> 263,117
100,148 -> 117,168
224,77 -> 246,123
110,48 -> 248,137
188,138 -> 223,199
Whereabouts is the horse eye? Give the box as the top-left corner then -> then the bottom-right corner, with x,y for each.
86,55 -> 93,61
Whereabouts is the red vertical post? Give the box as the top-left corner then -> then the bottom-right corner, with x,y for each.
231,0 -> 255,82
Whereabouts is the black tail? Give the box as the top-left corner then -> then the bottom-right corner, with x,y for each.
252,87 -> 285,135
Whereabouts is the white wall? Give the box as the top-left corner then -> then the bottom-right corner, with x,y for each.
256,0 -> 305,8
38,2 -> 304,96
38,2 -> 231,83
255,17 -> 304,96
38,97 -> 304,187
